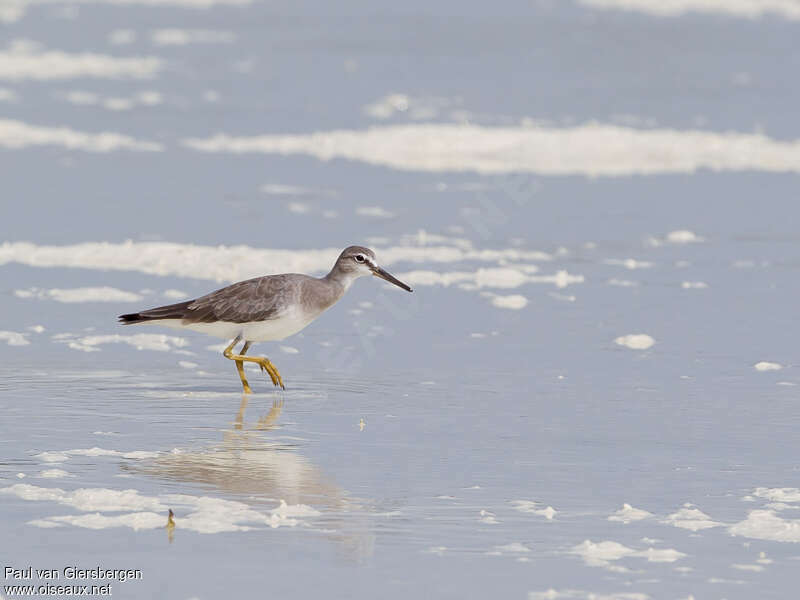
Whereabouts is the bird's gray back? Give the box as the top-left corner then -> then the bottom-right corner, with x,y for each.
182,273 -> 344,324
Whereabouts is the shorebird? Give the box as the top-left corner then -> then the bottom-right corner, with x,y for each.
119,246 -> 412,392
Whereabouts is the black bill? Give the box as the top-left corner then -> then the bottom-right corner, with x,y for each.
371,265 -> 413,292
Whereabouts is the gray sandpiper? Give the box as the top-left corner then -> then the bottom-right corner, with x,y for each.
119,246 -> 413,392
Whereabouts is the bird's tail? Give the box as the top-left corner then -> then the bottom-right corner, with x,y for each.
118,300 -> 193,325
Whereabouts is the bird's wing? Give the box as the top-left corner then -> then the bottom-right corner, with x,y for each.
184,275 -> 294,324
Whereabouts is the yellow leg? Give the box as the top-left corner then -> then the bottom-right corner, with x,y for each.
236,340 -> 253,394
223,336 -> 285,391
224,336 -> 253,393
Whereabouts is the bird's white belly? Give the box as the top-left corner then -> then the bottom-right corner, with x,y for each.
150,308 -> 317,342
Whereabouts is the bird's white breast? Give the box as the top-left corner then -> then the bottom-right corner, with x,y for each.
148,306 -> 318,342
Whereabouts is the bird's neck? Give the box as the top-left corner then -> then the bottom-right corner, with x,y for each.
323,267 -> 358,293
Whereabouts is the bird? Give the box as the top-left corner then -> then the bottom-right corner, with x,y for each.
118,245 -> 413,393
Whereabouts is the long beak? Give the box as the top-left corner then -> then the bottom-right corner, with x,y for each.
371,265 -> 413,292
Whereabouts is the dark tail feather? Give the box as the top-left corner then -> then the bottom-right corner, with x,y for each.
118,300 -> 194,325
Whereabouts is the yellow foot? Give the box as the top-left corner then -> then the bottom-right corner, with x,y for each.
223,337 -> 285,391
257,358 -> 285,390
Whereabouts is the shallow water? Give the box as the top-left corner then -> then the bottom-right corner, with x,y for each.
3,1 -> 800,599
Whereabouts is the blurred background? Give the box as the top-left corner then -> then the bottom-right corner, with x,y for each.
2,1 -> 800,599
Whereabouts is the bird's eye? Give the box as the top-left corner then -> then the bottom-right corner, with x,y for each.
355,255 -> 365,263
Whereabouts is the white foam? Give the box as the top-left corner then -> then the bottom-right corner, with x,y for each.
270,499 -> 320,519
614,334 -> 655,350
0,41 -> 161,80
0,330 -> 30,346
578,0 -> 800,21
59,334 -> 189,353
0,119 -> 162,152
38,447 -> 159,461
182,122 -> 800,176
529,590 -> 650,600
479,509 -> 499,524
549,292 -> 576,302
636,547 -> 686,562
286,202 -> 310,214
0,240 -> 553,284
63,90 -> 98,105
666,230 -> 704,244
753,487 -> 800,503
35,451 -> 69,463
754,361 -> 782,371
14,286 -> 142,303
178,360 -> 198,369
489,294 -> 528,310
363,93 -> 410,119
88,448 -> 158,459
494,542 -> 530,554
729,509 -> 800,542
707,577 -> 746,584
1,0 -> 252,24
681,281 -> 708,289
171,495 -> 268,533
27,519 -> 63,528
39,469 -> 72,478
731,563 -> 764,572
280,346 -> 299,354
570,540 -> 637,568
6,483 -> 318,533
604,258 -> 653,269
400,268 -> 582,291
150,29 -> 236,46
608,503 -> 653,523
663,505 -> 723,531
531,271 -> 584,288
538,506 -> 557,520
107,29 -> 136,45
0,483 -> 164,512
571,540 -> 685,570
30,511 -> 165,531
98,95 -> 138,110
28,325 -> 45,333
62,89 -> 162,111
510,500 -> 557,519
402,268 -> 527,289
764,502 -> 800,511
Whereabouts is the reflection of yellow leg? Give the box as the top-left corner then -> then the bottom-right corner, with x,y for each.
234,394 -> 283,430
256,399 -> 284,430
223,336 -> 285,391
235,394 -> 249,429
166,509 -> 175,543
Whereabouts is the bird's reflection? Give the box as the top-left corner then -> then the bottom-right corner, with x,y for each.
131,394 -> 375,560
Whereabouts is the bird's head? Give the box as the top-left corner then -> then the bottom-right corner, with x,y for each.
333,245 -> 413,292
